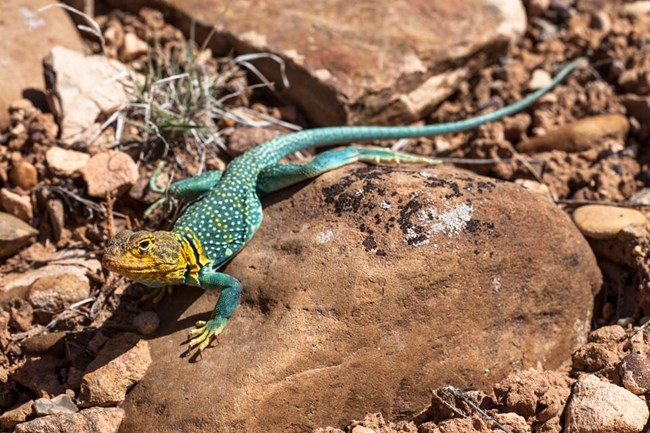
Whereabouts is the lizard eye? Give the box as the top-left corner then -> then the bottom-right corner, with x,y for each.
138,240 -> 151,252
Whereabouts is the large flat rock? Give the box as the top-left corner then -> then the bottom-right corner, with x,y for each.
0,0 -> 84,128
105,0 -> 526,125
120,165 -> 600,432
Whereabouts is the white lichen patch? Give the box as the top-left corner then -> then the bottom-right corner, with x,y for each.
404,202 -> 474,247
379,201 -> 391,209
316,229 -> 334,244
419,170 -> 436,178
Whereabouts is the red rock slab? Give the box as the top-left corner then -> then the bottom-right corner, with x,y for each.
105,0 -> 526,125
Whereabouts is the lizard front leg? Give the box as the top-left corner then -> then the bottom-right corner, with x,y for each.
145,170 -> 224,218
188,270 -> 243,352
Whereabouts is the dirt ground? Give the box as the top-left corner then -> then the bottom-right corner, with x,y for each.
2,1 -> 650,432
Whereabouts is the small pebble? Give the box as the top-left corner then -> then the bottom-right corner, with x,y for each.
33,394 -> 78,416
588,325 -> 627,343
526,0 -> 551,16
514,179 -> 553,200
565,374 -> 649,433
22,332 -> 67,356
617,317 -> 636,327
620,354 -> 650,395
45,147 -> 90,176
572,205 -> 646,240
630,189 -> 650,206
622,1 -> 650,16
528,69 -> 552,90
80,151 -> 139,198
0,400 -> 33,430
590,11 -> 611,33
47,199 -> 66,242
0,188 -> 33,222
15,407 -> 124,433
621,94 -> 650,123
9,161 -> 38,190
518,114 -> 629,153
351,426 -> 375,433
28,273 -> 91,311
0,212 -> 38,258
133,312 -> 160,335
122,32 -> 148,61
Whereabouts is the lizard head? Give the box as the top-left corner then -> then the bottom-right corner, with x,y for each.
102,229 -> 189,286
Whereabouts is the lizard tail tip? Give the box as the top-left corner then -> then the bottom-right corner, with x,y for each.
572,57 -> 590,70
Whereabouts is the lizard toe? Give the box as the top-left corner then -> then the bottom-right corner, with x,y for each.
187,318 -> 226,351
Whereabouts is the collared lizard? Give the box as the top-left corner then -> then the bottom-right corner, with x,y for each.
102,58 -> 585,353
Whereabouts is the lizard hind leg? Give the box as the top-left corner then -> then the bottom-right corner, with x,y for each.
257,146 -> 439,194
166,170 -> 223,202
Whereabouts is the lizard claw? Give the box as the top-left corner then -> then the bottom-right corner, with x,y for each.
188,321 -> 207,337
140,286 -> 174,303
187,317 -> 227,352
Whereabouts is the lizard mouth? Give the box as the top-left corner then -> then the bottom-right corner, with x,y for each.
102,251 -> 178,273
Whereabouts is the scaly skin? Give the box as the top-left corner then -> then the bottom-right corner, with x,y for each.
103,58 -> 585,354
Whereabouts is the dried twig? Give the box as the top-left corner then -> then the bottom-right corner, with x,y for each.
556,198 -> 650,208
39,185 -> 126,219
443,386 -> 514,433
45,297 -> 96,330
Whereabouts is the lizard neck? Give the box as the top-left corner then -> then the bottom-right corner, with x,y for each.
173,231 -> 211,286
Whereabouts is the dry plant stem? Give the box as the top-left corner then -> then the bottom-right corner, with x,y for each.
45,297 -> 96,330
632,320 -> 650,339
104,191 -> 116,238
10,325 -> 48,342
504,141 -> 559,202
41,185 -> 126,219
36,3 -> 105,52
435,157 -> 545,164
443,387 -> 514,433
11,297 -> 95,342
557,198 -> 650,208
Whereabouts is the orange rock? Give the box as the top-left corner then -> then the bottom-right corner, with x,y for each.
80,151 -> 139,198
45,147 -> 90,176
79,333 -> 151,407
9,161 -> 38,190
518,114 -> 629,153
565,375 -> 648,433
0,188 -> 33,222
14,408 -> 124,433
120,166 -> 600,432
572,205 -> 647,240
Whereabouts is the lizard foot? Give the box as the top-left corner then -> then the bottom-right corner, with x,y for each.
187,317 -> 227,352
140,286 -> 174,303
